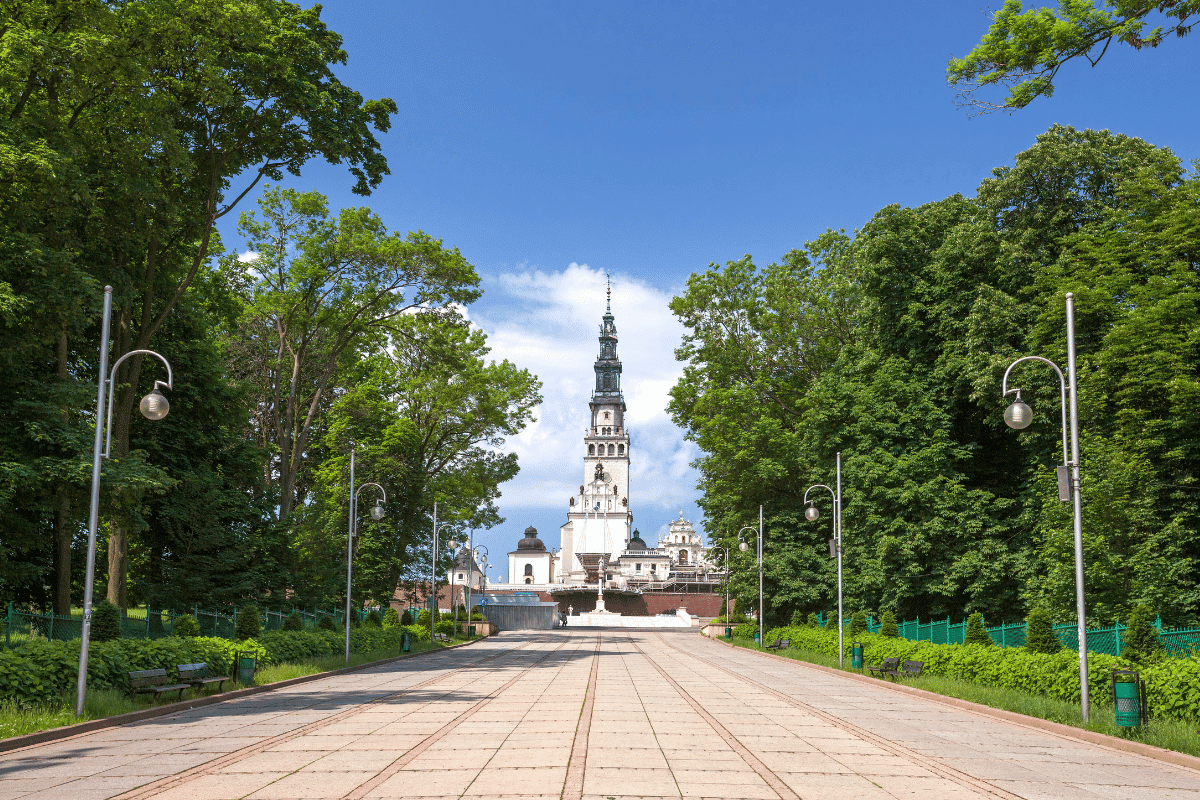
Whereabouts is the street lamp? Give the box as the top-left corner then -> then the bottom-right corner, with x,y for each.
76,286 -> 176,716
430,503 -> 458,643
737,505 -> 763,646
1001,292 -> 1089,720
468,543 -> 488,629
709,546 -> 730,623
804,452 -> 843,668
346,447 -> 386,663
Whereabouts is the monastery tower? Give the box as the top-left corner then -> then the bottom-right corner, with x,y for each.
558,281 -> 632,584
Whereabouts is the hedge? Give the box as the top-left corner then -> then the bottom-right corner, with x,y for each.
755,625 -> 1200,723
0,624 -> 432,708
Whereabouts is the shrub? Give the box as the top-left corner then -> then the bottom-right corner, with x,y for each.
732,622 -> 757,638
849,611 -> 868,637
434,620 -> 456,636
317,615 -> 335,631
880,611 -> 898,638
790,610 -> 805,626
91,600 -> 120,643
964,612 -> 992,646
398,609 -> 412,625
416,609 -> 431,627
235,605 -> 262,640
365,610 -> 382,627
823,612 -> 838,631
282,612 -> 304,632
173,614 -> 200,638
1024,607 -> 1060,654
807,612 -> 819,628
1122,604 -> 1165,663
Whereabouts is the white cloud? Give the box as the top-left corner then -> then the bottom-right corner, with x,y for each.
236,250 -> 259,263
471,263 -> 705,541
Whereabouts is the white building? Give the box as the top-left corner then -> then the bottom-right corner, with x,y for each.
509,526 -> 555,585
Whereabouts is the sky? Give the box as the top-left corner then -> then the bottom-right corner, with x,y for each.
215,1 -> 1200,583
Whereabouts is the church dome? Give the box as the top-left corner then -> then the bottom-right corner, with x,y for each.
517,525 -> 546,551
628,531 -> 648,550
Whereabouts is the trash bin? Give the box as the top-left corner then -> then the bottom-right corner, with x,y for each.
725,626 -> 732,639
237,652 -> 257,685
402,632 -> 412,653
468,625 -> 476,637
852,642 -> 863,670
1112,670 -> 1147,728
753,632 -> 760,644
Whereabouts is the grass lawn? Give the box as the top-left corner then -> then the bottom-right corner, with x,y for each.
727,637 -> 1200,759
0,637 -> 467,741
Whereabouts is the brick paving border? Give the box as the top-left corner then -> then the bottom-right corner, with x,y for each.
706,634 -> 1200,773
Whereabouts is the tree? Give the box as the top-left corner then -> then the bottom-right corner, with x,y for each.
235,604 -> 262,640
880,611 -> 898,638
1122,603 -> 1165,662
965,612 -> 993,646
948,1 -> 1200,113
849,610 -> 868,637
1025,606 -> 1061,653
227,187 -> 482,522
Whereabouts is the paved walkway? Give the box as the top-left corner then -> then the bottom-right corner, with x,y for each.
2,629 -> 1198,799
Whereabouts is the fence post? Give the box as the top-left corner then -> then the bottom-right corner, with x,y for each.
1115,617 -> 1122,655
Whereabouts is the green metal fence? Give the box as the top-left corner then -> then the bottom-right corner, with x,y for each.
819,612 -> 1200,657
3,603 -> 377,646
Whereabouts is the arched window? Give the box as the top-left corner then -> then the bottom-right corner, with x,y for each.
618,444 -> 624,455
525,577 -> 532,584
524,564 -> 533,576
588,444 -> 595,456
607,444 -> 615,456
679,550 -> 688,564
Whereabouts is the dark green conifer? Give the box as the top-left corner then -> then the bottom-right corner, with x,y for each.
1024,607 -> 1060,654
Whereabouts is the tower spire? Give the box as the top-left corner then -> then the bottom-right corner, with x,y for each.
606,271 -> 611,313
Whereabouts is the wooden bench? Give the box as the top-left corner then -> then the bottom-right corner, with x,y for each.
127,669 -> 190,703
886,660 -> 924,679
765,638 -> 790,651
177,662 -> 230,693
434,633 -> 450,642
867,657 -> 900,677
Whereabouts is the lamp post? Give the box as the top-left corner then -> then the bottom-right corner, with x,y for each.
709,546 -> 730,622
76,286 -> 176,717
468,543 -> 488,627
430,503 -> 456,643
1001,292 -> 1089,720
346,447 -> 386,663
737,505 -> 764,646
804,452 -> 843,668
447,537 -> 461,634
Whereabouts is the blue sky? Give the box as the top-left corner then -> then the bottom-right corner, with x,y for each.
217,1 -> 1200,581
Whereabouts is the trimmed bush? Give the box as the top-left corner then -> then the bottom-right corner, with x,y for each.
399,609 -> 413,625
365,610 -> 382,627
416,609 -> 432,627
1123,604 -> 1165,663
756,624 -> 1200,724
434,620 -> 455,636
173,614 -> 200,638
1024,607 -> 1060,654
807,612 -> 819,628
235,605 -> 262,640
317,615 -> 335,631
880,611 -> 898,638
91,600 -> 120,642
790,610 -> 805,626
282,612 -> 304,632
824,612 -> 838,631
849,611 -> 868,637
384,608 -> 401,627
964,612 -> 992,646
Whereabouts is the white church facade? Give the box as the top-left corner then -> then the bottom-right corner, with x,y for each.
491,284 -> 721,598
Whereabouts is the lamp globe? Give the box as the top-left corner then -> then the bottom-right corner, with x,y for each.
139,388 -> 169,420
805,505 -> 820,522
1004,400 -> 1034,430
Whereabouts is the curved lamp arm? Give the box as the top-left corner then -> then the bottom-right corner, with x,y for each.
1001,355 -> 1070,466
104,349 -> 174,458
354,482 -> 387,505
803,483 -> 836,506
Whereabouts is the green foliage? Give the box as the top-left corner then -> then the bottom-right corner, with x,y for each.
824,612 -> 838,631
1025,607 -> 1061,654
1123,604 -> 1165,663
807,612 -> 820,628
850,610 -> 868,637
790,610 -> 805,626
282,612 -> 304,632
965,612 -> 993,647
434,620 -> 456,636
756,625 -> 1200,724
732,623 -> 758,638
384,608 -> 401,627
365,610 -> 382,627
399,609 -> 413,625
880,611 -> 898,638
235,605 -> 262,641
416,609 -> 432,627
317,615 -> 335,631
91,601 -> 120,643
947,0 -> 1200,112
173,615 -> 200,638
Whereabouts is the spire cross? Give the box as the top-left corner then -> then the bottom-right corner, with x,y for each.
606,271 -> 611,312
